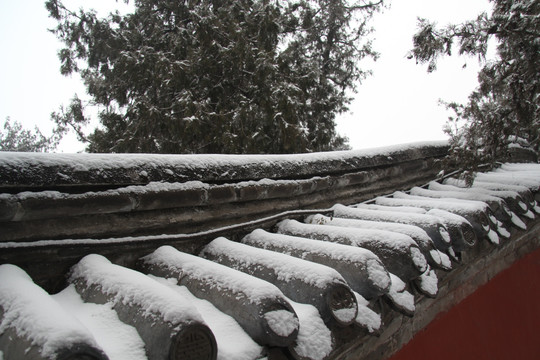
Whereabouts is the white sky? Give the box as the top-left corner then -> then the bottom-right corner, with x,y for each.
0,0 -> 493,153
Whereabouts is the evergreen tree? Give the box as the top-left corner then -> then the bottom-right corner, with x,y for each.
46,0 -> 383,154
0,117 -> 58,152
409,0 -> 540,173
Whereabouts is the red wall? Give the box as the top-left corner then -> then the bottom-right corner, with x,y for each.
390,247 -> 540,360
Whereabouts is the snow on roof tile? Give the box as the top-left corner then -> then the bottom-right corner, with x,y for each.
1,150 -> 539,360
0,264 -> 108,360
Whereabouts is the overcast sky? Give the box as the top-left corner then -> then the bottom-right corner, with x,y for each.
0,0 -> 492,153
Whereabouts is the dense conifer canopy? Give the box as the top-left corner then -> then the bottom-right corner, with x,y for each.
46,0 -> 383,154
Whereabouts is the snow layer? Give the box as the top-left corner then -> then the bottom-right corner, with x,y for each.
375,194 -> 504,240
415,267 -> 438,297
386,193 -> 512,240
151,276 -> 263,360
497,163 -> 540,176
264,310 -> 300,338
200,238 -> 358,326
461,180 -> 539,214
487,230 -> 501,245
425,208 -> 471,228
276,219 -> 428,276
475,172 -> 540,190
500,163 -> 540,172
409,186 -> 526,230
9,180 -> 210,201
0,140 -> 447,174
429,181 -> 523,202
0,264 -> 103,359
352,203 -> 427,214
428,181 -> 531,216
332,204 -> 448,236
431,249 -> 451,269
510,212 -> 528,229
287,300 -> 333,360
353,292 -> 382,333
200,237 -> 347,289
53,285 -> 147,360
425,208 -> 476,248
386,274 -> 415,315
306,214 -> 449,269
409,186 -> 508,209
277,219 -> 420,254
388,191 -> 491,214
306,214 -> 432,248
494,167 -> 540,179
0,233 -> 187,249
241,229 -> 391,293
445,177 -> 534,197
69,254 -> 204,326
141,246 -> 289,305
4,176 -> 321,206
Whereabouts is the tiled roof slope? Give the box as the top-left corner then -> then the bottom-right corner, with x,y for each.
1,144 -> 539,360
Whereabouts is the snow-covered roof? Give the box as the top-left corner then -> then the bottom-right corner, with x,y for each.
1,142 -> 539,360
0,141 -> 448,190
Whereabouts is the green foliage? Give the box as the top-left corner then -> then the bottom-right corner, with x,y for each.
46,0 -> 384,154
409,0 -> 540,171
50,95 -> 91,145
0,117 -> 59,152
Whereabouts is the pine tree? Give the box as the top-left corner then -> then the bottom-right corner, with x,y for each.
0,117 -> 58,152
409,0 -> 540,173
46,0 -> 383,154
